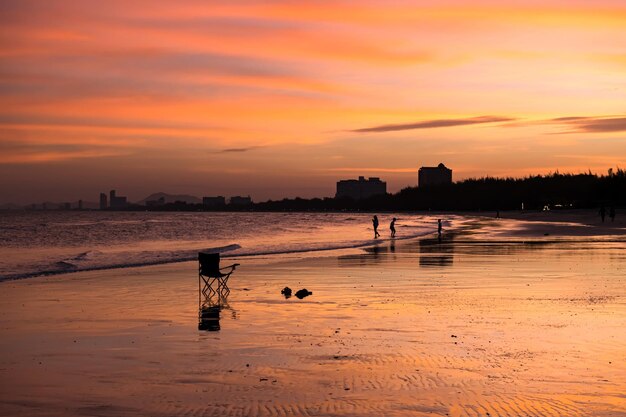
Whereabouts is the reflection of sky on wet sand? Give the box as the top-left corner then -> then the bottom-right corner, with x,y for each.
1,240 -> 625,416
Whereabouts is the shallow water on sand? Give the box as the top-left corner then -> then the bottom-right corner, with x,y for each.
0,237 -> 624,416
0,211 -> 450,281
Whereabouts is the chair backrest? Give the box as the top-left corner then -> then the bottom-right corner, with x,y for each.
199,252 -> 220,276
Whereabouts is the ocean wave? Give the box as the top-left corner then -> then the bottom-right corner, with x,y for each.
0,229 -> 436,282
54,261 -> 77,270
0,244 -> 243,282
71,250 -> 102,261
0,212 -> 449,282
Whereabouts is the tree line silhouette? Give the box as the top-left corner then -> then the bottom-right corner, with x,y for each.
110,168 -> 625,212
254,169 -> 625,212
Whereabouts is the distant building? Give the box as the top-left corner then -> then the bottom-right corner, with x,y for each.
418,163 -> 452,188
203,196 -> 226,208
146,197 -> 165,207
229,196 -> 252,206
336,176 -> 387,200
99,193 -> 108,210
109,190 -> 128,209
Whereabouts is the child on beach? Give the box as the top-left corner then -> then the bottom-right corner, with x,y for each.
390,218 -> 397,238
372,215 -> 381,238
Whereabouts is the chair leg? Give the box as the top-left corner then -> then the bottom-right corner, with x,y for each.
199,272 -> 232,311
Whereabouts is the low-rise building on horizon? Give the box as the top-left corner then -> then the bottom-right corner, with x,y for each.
203,196 -> 226,208
229,196 -> 252,206
418,163 -> 452,188
336,176 -> 387,200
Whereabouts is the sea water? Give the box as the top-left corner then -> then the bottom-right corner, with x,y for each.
0,211 -> 453,281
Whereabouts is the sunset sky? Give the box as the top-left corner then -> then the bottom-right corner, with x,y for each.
1,0 -> 625,204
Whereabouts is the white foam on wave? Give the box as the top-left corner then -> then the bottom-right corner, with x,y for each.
0,227 -> 436,281
0,244 -> 243,281
0,212 -> 455,282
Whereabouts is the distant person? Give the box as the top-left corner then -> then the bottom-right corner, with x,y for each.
437,219 -> 443,238
372,215 -> 381,238
390,218 -> 397,238
599,205 -> 606,223
496,210 -> 500,219
609,206 -> 616,222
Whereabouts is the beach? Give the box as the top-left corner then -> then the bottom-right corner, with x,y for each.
1,214 -> 625,417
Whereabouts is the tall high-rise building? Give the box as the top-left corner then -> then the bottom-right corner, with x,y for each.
109,189 -> 128,209
99,193 -> 108,210
418,163 -> 452,188
101,189 -> 129,209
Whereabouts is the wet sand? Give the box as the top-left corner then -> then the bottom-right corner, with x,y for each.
1,217 -> 625,416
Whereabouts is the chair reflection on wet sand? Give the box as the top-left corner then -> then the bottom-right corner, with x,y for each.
198,252 -> 239,331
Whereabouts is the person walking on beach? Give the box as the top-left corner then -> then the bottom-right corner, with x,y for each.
372,215 -> 381,238
609,206 -> 616,222
390,218 -> 397,238
437,219 -> 443,238
599,205 -> 606,223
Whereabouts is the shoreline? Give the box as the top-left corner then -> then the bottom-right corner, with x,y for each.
1,217 -> 625,416
2,211 -> 625,284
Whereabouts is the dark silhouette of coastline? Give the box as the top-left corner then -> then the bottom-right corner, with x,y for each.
253,170 -> 626,212
6,169 -> 625,212
103,170 -> 625,212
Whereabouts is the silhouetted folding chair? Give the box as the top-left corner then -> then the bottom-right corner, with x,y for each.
198,252 -> 238,301
198,252 -> 239,331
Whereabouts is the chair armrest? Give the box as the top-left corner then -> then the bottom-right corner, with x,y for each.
220,263 -> 240,271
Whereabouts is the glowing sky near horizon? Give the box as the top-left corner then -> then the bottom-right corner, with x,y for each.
1,0 -> 625,203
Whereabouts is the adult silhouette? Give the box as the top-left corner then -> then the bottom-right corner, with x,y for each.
390,218 -> 397,238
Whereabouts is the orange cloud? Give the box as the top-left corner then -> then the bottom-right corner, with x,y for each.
352,116 -> 515,133
1,1 -> 625,202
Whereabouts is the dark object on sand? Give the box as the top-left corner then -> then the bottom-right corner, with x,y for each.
281,287 -> 292,298
198,252 -> 239,331
199,252 -> 239,291
295,289 -> 312,299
